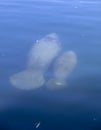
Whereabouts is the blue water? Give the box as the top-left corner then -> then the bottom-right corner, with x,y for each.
0,0 -> 101,129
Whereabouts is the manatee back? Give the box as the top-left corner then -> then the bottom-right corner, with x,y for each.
28,33 -> 61,71
54,51 -> 77,80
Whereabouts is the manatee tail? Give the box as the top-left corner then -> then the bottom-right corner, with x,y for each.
10,70 -> 45,90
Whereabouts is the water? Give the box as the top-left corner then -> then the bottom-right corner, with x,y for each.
0,0 -> 101,129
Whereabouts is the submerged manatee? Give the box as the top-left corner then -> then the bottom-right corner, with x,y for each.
10,33 -> 61,90
46,51 -> 77,89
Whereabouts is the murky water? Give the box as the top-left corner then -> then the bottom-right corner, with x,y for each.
0,0 -> 101,129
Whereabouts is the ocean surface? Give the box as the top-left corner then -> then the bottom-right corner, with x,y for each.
0,0 -> 101,130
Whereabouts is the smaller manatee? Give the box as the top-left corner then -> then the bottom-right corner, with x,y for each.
46,51 -> 77,89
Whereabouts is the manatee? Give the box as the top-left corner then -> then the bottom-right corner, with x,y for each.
46,51 -> 77,89
10,33 -> 61,90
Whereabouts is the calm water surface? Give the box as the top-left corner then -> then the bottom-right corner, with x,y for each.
0,0 -> 101,129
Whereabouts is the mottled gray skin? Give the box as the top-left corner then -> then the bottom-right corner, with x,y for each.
46,51 -> 77,89
10,33 -> 61,90
28,33 -> 61,71
54,51 -> 77,81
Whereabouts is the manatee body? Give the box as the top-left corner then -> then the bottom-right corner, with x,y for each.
10,33 -> 61,90
46,51 -> 77,89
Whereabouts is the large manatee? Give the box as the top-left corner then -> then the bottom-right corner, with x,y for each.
10,33 -> 61,90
